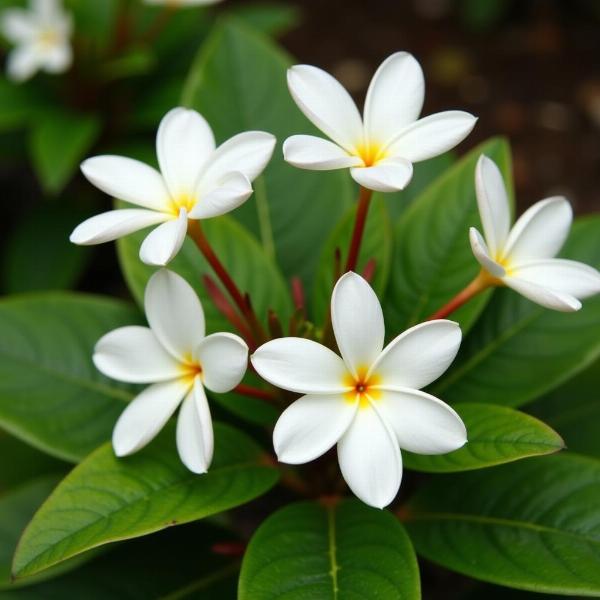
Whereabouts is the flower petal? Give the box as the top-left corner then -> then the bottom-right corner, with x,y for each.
70,209 -> 169,245
251,337 -> 350,395
283,135 -> 363,171
196,332 -> 248,393
273,393 -> 357,464
337,403 -> 402,508
6,45 -> 40,82
287,64 -> 363,153
386,111 -> 477,163
139,208 -> 188,266
80,156 -> 171,211
42,41 -> 71,73
350,157 -> 413,192
503,277 -> 581,312
469,227 -> 506,277
189,172 -> 252,219
93,326 -> 182,383
363,52 -> 424,148
370,320 -> 461,390
112,378 -> 190,457
1,10 -> 35,43
332,272 -> 384,378
503,197 -> 572,263
156,107 -> 215,199
145,269 -> 206,362
176,377 -> 213,474
475,154 -> 511,257
376,388 -> 467,455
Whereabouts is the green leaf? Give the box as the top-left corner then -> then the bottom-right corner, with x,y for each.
117,214 -> 293,332
385,137 -> 512,334
406,453 -> 600,595
312,195 -> 393,324
182,18 -> 353,287
0,293 -> 140,462
239,499 -> 420,599
29,112 -> 101,195
229,2 -> 301,37
13,423 -> 278,579
435,216 -> 600,408
403,403 -> 564,473
0,79 -> 46,132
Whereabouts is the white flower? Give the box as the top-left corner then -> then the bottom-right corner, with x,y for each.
251,272 -> 466,508
1,0 -> 72,82
470,155 -> 600,312
70,107 -> 276,266
143,0 -> 223,6
283,52 -> 477,193
93,269 -> 248,473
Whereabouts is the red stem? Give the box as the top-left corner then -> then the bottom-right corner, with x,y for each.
345,186 -> 373,273
291,277 -> 305,315
426,271 -> 491,321
234,384 -> 278,402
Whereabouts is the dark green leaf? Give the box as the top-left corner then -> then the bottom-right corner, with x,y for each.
239,499 -> 420,599
13,423 -> 278,579
229,3 -> 301,37
407,453 -> 600,595
0,79 -> 46,132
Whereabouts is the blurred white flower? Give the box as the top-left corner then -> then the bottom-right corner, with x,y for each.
252,272 -> 466,508
70,107 -> 275,266
94,269 -> 248,473
1,0 -> 72,82
470,155 -> 600,311
283,52 -> 477,192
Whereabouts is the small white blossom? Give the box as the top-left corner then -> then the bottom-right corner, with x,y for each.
1,0 -> 72,82
283,52 -> 477,192
251,272 -> 466,508
71,107 -> 275,266
470,155 -> 600,311
94,269 -> 248,473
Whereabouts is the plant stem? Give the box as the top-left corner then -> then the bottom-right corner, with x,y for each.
234,384 -> 278,402
141,5 -> 176,45
345,186 -> 373,273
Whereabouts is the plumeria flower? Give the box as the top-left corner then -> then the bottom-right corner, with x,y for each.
283,52 -> 477,192
470,155 -> 600,311
93,269 -> 248,473
0,0 -> 72,82
70,107 -> 275,266
252,272 -> 466,508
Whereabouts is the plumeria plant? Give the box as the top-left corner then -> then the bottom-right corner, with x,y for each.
1,4 -> 600,600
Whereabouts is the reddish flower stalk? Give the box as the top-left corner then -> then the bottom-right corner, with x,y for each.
426,271 -> 492,321
291,277 -> 306,315
234,384 -> 278,402
345,186 -> 374,273
362,258 -> 377,283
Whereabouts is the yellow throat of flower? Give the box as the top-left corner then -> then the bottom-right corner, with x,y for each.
356,141 -> 388,168
343,368 -> 382,409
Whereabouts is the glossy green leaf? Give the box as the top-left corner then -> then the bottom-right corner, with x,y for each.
0,79 -> 46,132
239,499 -> 420,599
229,3 -> 301,37
182,18 -> 353,287
407,453 -> 600,595
435,216 -> 600,408
0,293 -> 140,462
29,112 -> 101,195
403,403 -> 564,473
13,423 -> 278,579
312,195 -> 393,324
385,137 -> 512,334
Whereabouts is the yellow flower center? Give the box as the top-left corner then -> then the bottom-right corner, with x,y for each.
37,29 -> 60,48
355,141 -> 387,167
169,194 -> 196,216
179,354 -> 203,384
343,367 -> 382,409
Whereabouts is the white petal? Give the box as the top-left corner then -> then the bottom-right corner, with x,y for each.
283,135 -> 363,171
176,378 -> 213,474
337,403 -> 402,508
198,131 -> 276,190
510,258 -> 600,299
475,155 -> 511,257
469,227 -> 506,278
363,52 -> 424,148
332,272 -> 384,378
504,197 -> 572,263
156,107 -> 215,199
42,41 -> 71,73
145,269 -> 206,362
287,64 -> 363,153
69,209 -> 169,245
139,208 -> 188,266
370,320 -> 461,390
93,326 -> 182,383
376,388 -> 467,455
196,332 -> 248,393
1,10 -> 35,43
189,172 -> 252,219
386,111 -> 477,163
273,393 -> 357,464
503,277 -> 581,312
112,378 -> 190,457
350,157 -> 413,193
6,45 -> 40,82
251,337 -> 350,395
81,156 -> 171,211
